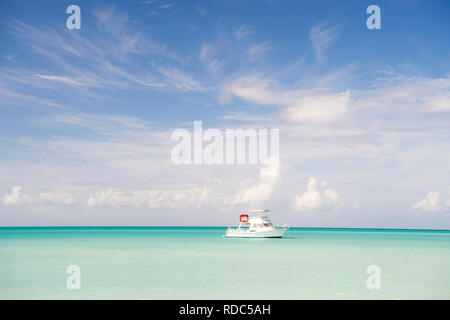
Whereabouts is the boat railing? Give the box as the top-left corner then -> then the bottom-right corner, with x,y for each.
227,224 -> 288,232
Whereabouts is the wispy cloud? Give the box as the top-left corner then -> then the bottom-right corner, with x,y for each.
310,20 -> 341,63
2,10 -> 202,103
233,24 -> 255,40
3,55 -> 15,61
158,3 -> 174,9
199,24 -> 260,75
34,74 -> 98,87
248,42 -> 273,59
157,67 -> 204,91
199,41 -> 227,74
195,6 -> 208,16
41,112 -> 151,134
0,86 -> 67,108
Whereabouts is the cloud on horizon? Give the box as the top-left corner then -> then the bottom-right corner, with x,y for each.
292,178 -> 347,214
413,189 -> 450,213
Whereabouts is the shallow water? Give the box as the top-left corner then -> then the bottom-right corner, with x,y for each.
0,227 -> 449,299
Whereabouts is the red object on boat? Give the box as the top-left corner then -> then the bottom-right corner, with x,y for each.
239,214 -> 249,223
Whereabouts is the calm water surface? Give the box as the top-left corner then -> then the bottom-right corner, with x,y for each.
0,227 -> 449,299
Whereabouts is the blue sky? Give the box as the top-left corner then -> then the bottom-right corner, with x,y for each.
0,0 -> 450,228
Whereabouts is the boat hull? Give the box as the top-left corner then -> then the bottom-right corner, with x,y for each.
224,229 -> 285,238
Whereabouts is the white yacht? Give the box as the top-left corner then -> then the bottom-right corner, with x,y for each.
225,210 -> 289,238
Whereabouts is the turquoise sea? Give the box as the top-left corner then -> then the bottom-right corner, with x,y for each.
0,227 -> 449,299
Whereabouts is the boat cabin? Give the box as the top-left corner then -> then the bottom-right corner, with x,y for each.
239,211 -> 275,231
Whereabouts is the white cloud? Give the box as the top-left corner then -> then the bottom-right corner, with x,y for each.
323,188 -> 340,204
425,94 -> 450,112
1,186 -> 78,206
229,157 -> 279,208
39,192 -> 76,205
222,75 -> 278,105
355,76 -> 450,113
224,72 -> 450,127
223,75 -> 351,124
86,187 -> 209,209
86,189 -> 126,208
413,190 -> 450,213
280,90 -> 351,124
1,102 -> 449,228
1,184 -> 211,209
293,178 -> 343,213
293,178 -> 322,210
2,186 -> 23,205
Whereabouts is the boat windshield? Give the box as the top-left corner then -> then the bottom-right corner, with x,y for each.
251,223 -> 273,229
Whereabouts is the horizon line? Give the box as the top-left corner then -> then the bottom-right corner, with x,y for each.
1,225 -> 449,232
